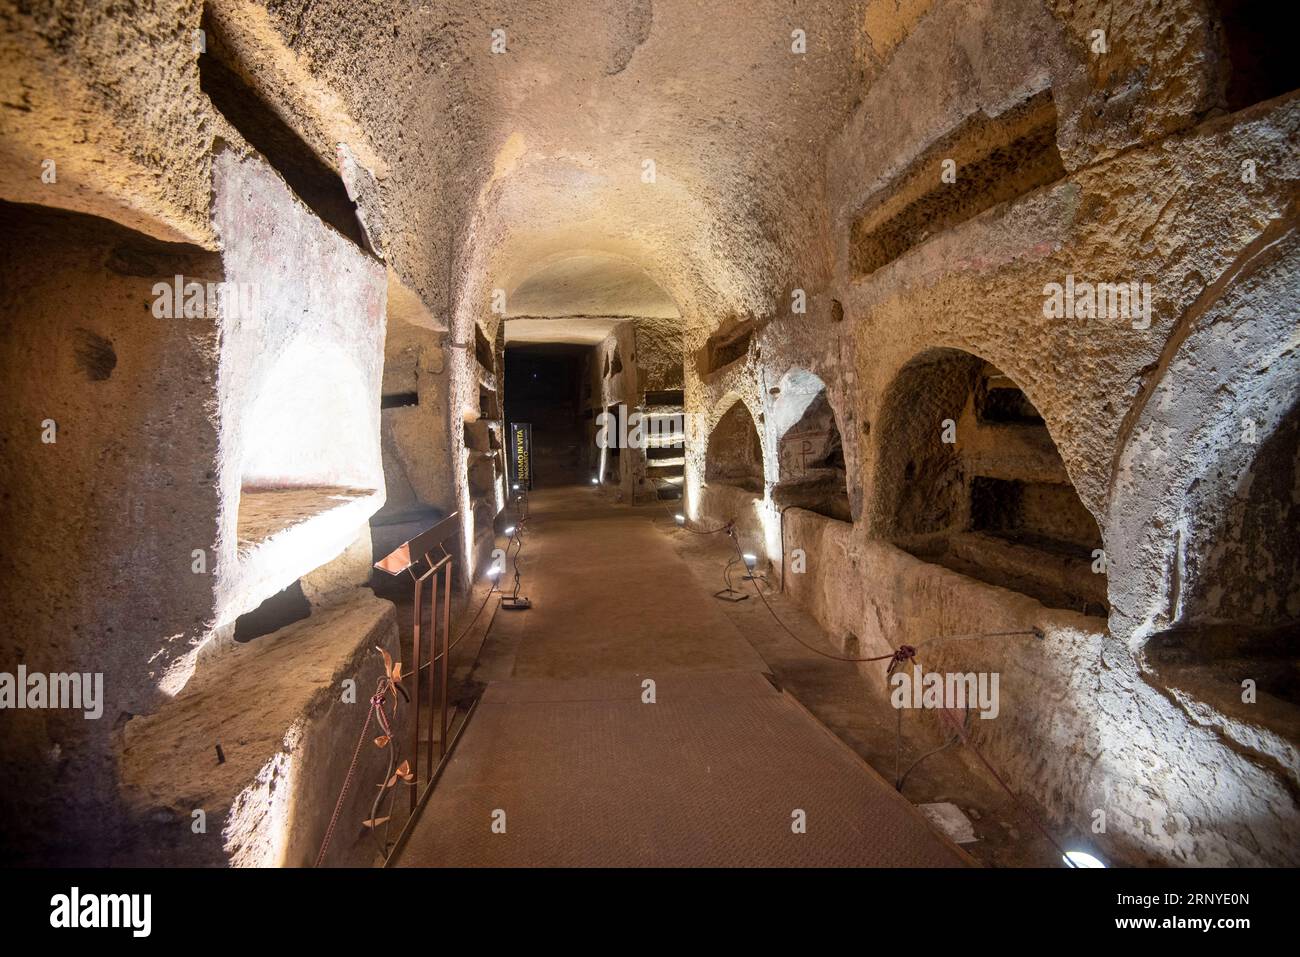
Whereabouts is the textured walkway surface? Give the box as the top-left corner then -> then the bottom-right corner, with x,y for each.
394,487 -> 970,867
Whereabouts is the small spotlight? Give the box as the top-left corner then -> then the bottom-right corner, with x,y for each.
675,514 -> 685,524
742,553 -> 758,569
1063,851 -> 1106,868
512,483 -> 520,491
591,477 -> 599,484
487,566 -> 501,579
504,525 -> 516,536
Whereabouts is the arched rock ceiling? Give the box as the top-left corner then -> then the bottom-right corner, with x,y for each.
461,0 -> 862,338
235,0 -> 865,337
506,251 -> 679,319
504,317 -> 625,345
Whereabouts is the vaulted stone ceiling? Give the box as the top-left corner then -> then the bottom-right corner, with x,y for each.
506,252 -> 680,320
228,0 -> 864,336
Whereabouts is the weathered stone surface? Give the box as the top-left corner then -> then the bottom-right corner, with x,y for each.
0,203 -> 223,864
209,149 -> 387,652
688,7 -> 1300,866
2,0 -> 1296,868
120,592 -> 404,866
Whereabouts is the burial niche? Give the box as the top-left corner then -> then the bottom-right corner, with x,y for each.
705,399 -> 764,494
770,370 -> 850,522
874,349 -> 1106,614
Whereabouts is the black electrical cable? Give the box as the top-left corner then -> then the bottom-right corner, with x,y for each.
417,511 -> 530,673
697,509 -> 1070,862
647,475 -> 733,535
722,556 -> 742,594
723,525 -> 905,663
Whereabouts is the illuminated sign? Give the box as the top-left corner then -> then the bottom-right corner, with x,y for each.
509,422 -> 532,491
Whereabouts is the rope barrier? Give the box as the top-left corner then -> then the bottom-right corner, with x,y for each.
416,508 -> 529,673
315,678 -> 384,867
698,515 -> 1069,862
319,502 -> 533,866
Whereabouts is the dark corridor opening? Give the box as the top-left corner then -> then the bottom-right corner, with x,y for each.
504,344 -> 591,487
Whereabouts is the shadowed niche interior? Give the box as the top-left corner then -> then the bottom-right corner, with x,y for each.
705,400 -> 765,494
873,349 -> 1107,615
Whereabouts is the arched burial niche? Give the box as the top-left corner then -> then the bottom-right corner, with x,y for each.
873,348 -> 1106,614
1106,226 -> 1300,724
770,369 -> 850,522
1144,396 -> 1300,709
223,335 -> 385,635
240,340 -> 378,490
705,399 -> 764,493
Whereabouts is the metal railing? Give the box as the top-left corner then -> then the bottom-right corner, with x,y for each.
373,510 -> 461,808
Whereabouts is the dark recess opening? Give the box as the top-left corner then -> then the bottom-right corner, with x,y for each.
474,323 -> 495,371
851,91 -> 1064,276
1215,0 -> 1300,111
977,377 -> 1045,424
381,391 -> 419,409
504,343 -> 589,487
234,580 -> 311,642
603,404 -> 623,482
644,389 -> 684,406
880,351 -> 1107,613
697,320 -> 754,377
970,476 -> 1023,535
198,9 -> 369,251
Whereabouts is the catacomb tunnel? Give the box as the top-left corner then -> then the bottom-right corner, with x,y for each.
0,0 -> 1298,892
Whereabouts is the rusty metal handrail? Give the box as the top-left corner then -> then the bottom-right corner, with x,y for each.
373,512 -> 461,811
408,552 -> 454,809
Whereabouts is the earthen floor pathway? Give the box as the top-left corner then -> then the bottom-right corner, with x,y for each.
393,486 -> 970,867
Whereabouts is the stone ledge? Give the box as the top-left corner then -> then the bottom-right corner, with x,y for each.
119,591 -> 405,866
220,486 -> 385,628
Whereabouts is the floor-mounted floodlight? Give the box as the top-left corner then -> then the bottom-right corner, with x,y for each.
742,553 -> 758,570
1063,851 -> 1106,868
504,526 -> 516,536
591,477 -> 599,484
675,514 -> 685,524
512,483 -> 520,491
